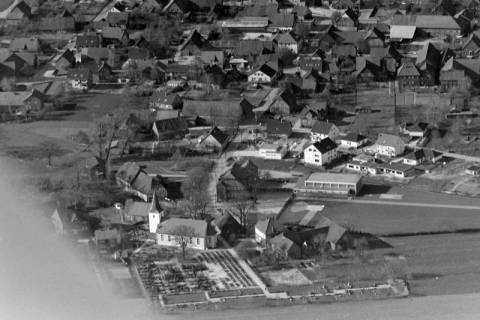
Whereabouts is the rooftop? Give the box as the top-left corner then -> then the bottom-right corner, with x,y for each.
305,172 -> 362,184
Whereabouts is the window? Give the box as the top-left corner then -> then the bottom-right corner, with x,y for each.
167,235 -> 171,241
160,234 -> 164,241
196,238 -> 200,245
315,159 -> 319,163
189,237 -> 193,244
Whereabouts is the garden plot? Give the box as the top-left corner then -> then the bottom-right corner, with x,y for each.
261,268 -> 312,286
133,249 -> 259,301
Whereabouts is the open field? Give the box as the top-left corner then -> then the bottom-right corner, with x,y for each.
383,233 -> 480,296
290,199 -> 480,236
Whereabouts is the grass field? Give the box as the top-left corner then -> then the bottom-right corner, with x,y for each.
383,233 -> 480,296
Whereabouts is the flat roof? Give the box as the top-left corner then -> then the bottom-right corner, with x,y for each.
305,172 -> 362,184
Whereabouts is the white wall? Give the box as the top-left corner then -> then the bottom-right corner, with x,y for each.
148,212 -> 161,233
156,233 -> 206,250
304,145 -> 337,166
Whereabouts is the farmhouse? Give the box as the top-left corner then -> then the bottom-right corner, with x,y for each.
294,172 -> 362,196
199,126 -> 230,152
0,90 -> 44,119
248,62 -> 279,84
156,218 -> 218,250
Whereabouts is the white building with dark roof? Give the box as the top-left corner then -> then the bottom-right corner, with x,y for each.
156,218 -> 218,250
304,138 -> 338,166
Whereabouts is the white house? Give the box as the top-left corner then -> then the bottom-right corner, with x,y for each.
304,138 -> 338,166
248,62 -> 279,83
259,144 -> 288,159
311,121 -> 340,142
156,218 -> 218,250
274,32 -> 298,54
374,133 -> 405,157
402,150 -> 425,166
337,133 -> 368,149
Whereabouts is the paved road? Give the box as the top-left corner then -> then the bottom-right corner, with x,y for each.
319,197 -> 480,211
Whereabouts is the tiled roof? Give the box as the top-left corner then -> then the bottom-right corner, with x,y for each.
311,138 -> 337,153
157,218 -> 207,237
311,120 -> 334,134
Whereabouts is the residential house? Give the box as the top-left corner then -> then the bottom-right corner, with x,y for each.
337,132 -> 368,149
115,162 -> 167,202
440,70 -> 468,92
389,25 -> 417,43
269,233 -> 301,259
273,32 -> 298,54
120,200 -> 151,224
402,149 -> 425,166
182,99 -> 248,127
259,144 -> 288,160
248,62 -> 280,84
397,60 -> 420,91
0,90 -> 44,119
101,27 -> 129,46
336,8 -> 358,31
152,117 -> 189,140
298,50 -> 323,71
51,206 -> 90,237
299,102 -> 327,128
162,0 -> 195,16
54,49 -> 76,70
268,88 -> 299,116
269,13 -> 295,32
106,12 -> 129,27
265,118 -> 293,138
67,68 -> 92,90
156,218 -> 218,250
38,14 -> 75,32
311,120 -> 340,142
416,43 -> 441,87
304,138 -> 338,166
199,126 -> 230,152
255,217 -> 276,245
179,30 -> 211,56
76,34 -> 100,49
374,133 -> 405,157
10,37 -> 39,52
149,90 -> 183,110
461,33 -> 480,58
217,171 -> 251,202
200,50 -> 225,66
6,1 -> 31,25
401,122 -> 429,138
215,211 -> 244,243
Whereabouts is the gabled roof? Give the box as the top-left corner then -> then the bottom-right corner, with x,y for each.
10,37 -> 39,52
404,149 -> 424,161
310,138 -> 337,153
265,119 -> 292,135
102,27 -> 127,40
340,132 -> 367,142
311,120 -> 335,134
7,1 -> 31,20
269,13 -> 295,28
207,126 -> 229,145
179,30 -> 211,52
162,0 -> 194,14
157,218 -> 207,237
390,14 -> 460,30
124,201 -> 150,217
76,34 -> 100,47
274,32 -> 297,45
0,90 -> 41,106
106,12 -> 129,26
153,117 -> 188,132
257,62 -> 278,78
255,217 -> 275,235
389,25 -> 416,40
375,133 -> 404,146
397,60 -> 420,77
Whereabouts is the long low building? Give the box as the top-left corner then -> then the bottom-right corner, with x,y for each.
294,172 -> 362,197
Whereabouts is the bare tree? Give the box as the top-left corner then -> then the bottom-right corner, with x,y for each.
232,199 -> 254,231
171,225 -> 197,260
181,167 -> 211,219
40,141 -> 64,167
